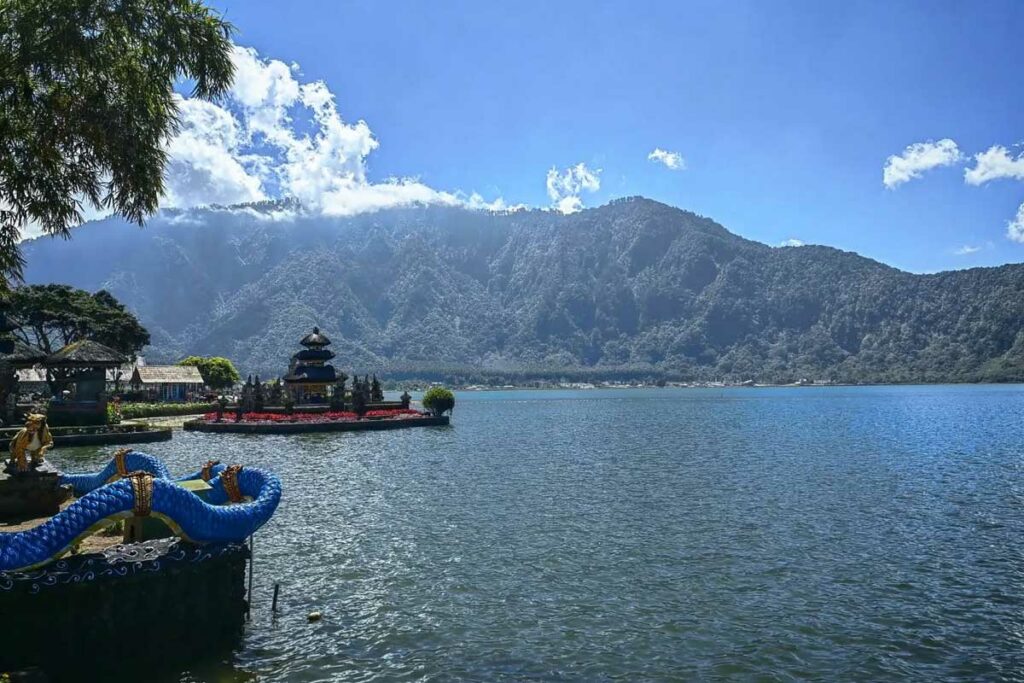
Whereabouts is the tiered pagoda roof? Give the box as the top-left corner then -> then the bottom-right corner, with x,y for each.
284,327 -> 337,386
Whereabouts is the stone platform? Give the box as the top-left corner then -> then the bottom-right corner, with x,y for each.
0,537 -> 249,680
0,462 -> 72,522
184,414 -> 450,434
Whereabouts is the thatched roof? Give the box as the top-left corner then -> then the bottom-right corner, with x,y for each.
131,365 -> 204,385
45,340 -> 128,367
0,338 -> 47,367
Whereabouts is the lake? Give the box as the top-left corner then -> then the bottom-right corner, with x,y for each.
50,386 -> 1024,681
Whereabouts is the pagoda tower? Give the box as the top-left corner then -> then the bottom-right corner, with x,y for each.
283,327 -> 337,403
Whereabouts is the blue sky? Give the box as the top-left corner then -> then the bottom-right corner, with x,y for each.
191,0 -> 1024,273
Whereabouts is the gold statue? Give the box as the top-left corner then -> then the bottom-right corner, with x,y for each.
9,413 -> 53,472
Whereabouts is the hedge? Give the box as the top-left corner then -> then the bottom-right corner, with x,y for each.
119,402 -> 217,419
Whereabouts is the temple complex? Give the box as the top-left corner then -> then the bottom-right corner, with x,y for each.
283,327 -> 337,403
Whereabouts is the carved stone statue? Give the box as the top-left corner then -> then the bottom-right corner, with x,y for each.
400,391 -> 412,409
330,372 -> 348,411
352,383 -> 367,417
269,378 -> 283,406
241,375 -> 255,413
253,374 -> 265,411
8,414 -> 53,473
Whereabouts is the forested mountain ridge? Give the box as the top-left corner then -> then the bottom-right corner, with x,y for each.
20,197 -> 1024,383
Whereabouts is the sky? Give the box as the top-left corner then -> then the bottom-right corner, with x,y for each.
142,1 -> 1024,272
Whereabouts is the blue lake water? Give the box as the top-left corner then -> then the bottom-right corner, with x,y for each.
51,386 -> 1024,681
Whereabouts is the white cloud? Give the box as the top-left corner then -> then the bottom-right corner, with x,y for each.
953,244 -> 981,255
964,145 -> 1024,186
162,44 -> 508,215
882,139 -> 962,188
648,148 -> 685,170
778,238 -> 804,247
1008,203 -> 1024,243
546,163 -> 601,214
163,96 -> 267,208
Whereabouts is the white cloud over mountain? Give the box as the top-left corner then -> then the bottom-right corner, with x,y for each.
163,45 -> 510,215
962,146 -> 1024,243
882,139 -> 962,188
648,148 -> 685,170
964,145 -> 1024,186
546,163 -> 601,214
883,138 -> 1024,244
1008,204 -> 1024,243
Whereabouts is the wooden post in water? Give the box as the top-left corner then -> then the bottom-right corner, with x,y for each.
246,534 -> 254,619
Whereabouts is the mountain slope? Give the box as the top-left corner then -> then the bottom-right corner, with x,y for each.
21,197 -> 1024,383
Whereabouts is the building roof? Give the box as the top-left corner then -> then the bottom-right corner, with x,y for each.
300,327 -> 331,348
293,347 -> 335,363
284,364 -> 337,384
46,340 -> 128,367
131,365 -> 205,385
0,338 -> 47,367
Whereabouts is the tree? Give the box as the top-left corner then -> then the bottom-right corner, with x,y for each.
7,284 -> 150,356
421,387 -> 455,416
178,356 -> 240,390
0,0 -> 235,283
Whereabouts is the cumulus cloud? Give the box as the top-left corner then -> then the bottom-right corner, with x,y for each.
1008,203 -> 1024,243
648,148 -> 685,170
546,163 -> 601,214
162,44 -> 507,215
778,238 -> 805,247
882,139 -> 962,188
964,145 -> 1024,186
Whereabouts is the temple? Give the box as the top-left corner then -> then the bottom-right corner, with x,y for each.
283,327 -> 337,403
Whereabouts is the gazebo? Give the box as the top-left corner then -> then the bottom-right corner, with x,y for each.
45,340 -> 128,425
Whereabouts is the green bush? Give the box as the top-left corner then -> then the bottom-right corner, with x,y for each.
106,402 -> 122,425
421,387 -> 455,416
120,402 -> 216,419
178,355 -> 240,389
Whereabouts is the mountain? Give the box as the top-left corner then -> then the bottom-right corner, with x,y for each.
20,197 -> 1024,383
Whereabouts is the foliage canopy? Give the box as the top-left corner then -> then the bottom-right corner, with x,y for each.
0,0 -> 234,282
422,387 -> 455,415
178,355 -> 240,389
6,283 -> 150,356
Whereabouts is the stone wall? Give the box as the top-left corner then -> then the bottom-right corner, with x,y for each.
0,538 -> 249,680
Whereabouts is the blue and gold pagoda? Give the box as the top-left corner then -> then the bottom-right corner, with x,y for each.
283,327 -> 337,403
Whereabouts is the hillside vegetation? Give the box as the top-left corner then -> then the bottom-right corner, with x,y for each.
22,197 -> 1024,383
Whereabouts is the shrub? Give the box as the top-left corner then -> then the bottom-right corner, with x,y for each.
422,387 -> 455,416
121,402 -> 216,419
178,356 -> 240,389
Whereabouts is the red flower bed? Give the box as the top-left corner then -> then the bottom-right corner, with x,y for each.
201,408 -> 423,424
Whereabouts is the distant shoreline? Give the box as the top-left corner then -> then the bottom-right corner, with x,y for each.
397,381 -> 1024,392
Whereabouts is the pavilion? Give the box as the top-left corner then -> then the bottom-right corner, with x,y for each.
0,311 -> 46,423
45,340 -> 128,425
283,327 -> 337,403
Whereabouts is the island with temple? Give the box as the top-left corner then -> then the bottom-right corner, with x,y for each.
184,327 -> 453,434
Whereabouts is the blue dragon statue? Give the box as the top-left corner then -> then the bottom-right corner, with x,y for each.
0,450 -> 281,573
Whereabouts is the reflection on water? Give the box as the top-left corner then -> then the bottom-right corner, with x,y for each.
49,386 -> 1024,681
